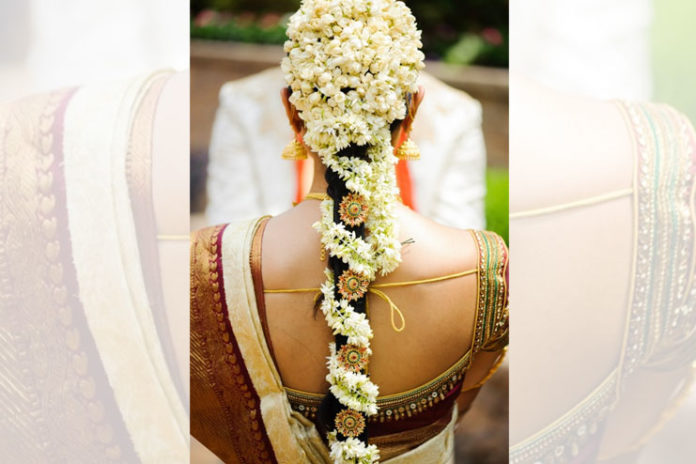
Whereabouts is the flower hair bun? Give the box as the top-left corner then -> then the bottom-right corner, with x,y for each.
282,0 -> 425,156
282,1 -> 424,462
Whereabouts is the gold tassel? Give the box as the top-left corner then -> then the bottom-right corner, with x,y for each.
395,137 -> 420,161
282,138 -> 308,160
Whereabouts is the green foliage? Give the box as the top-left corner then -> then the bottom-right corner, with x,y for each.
443,30 -> 508,67
191,0 -> 508,67
485,167 -> 508,244
191,0 -> 300,15
191,17 -> 289,44
405,0 -> 508,67
652,0 -> 696,123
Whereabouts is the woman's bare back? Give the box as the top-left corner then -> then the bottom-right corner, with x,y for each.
262,201 -> 483,396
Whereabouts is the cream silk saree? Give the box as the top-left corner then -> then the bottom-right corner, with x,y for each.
0,72 -> 188,462
190,219 -> 458,464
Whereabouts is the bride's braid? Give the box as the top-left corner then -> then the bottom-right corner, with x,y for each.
282,1 -> 424,462
319,144 -> 371,444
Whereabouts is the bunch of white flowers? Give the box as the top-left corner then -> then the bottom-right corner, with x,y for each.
282,0 -> 424,157
283,1 -> 424,462
328,434 -> 381,464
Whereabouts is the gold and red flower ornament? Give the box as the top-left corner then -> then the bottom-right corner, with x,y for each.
337,344 -> 369,373
339,193 -> 369,227
335,408 -> 366,438
338,270 -> 370,301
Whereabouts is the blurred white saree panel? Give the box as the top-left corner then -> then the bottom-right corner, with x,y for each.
0,2 -> 190,461
0,71 -> 189,462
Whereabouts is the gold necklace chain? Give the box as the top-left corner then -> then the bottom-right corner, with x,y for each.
304,192 -> 330,201
292,192 -> 330,207
303,192 -> 403,203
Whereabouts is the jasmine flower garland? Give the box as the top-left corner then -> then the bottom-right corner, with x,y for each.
282,1 -> 424,462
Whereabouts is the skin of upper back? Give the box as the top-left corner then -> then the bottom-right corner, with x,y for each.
262,201 -> 479,395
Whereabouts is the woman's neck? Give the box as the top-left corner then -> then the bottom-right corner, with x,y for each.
308,153 -> 328,194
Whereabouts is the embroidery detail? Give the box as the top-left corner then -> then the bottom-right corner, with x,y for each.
471,230 -> 509,354
287,349 -> 472,423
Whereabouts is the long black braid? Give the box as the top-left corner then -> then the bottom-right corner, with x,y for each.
313,114 -> 406,444
317,143 -> 371,443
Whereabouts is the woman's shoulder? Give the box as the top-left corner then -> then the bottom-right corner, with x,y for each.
404,208 -> 507,272
434,226 -> 508,274
402,219 -> 509,354
429,223 -> 509,354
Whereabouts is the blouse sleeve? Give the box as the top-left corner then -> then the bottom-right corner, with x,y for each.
470,230 -> 509,354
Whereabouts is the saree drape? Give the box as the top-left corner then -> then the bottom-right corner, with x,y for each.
190,218 -> 458,464
0,71 -> 188,462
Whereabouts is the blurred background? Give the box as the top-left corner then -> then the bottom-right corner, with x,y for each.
0,0 -> 188,100
651,0 -> 696,122
189,1 -> 509,463
511,0 -> 696,121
